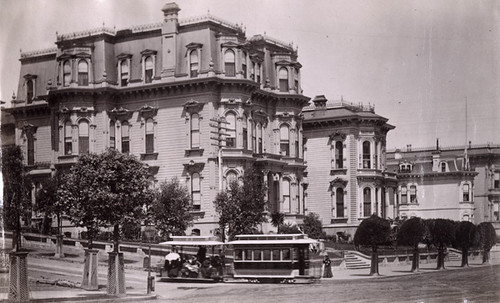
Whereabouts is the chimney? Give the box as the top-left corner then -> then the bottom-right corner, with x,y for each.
312,95 -> 327,108
162,3 -> 181,32
161,3 -> 180,79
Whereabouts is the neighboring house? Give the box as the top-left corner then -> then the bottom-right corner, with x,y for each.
1,3 -> 309,236
302,95 -> 396,236
386,143 -> 500,224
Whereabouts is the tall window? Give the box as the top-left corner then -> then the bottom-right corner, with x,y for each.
252,122 -> 256,152
278,67 -> 289,92
189,50 -> 199,78
226,171 -> 237,189
241,52 -> 247,78
63,61 -> 71,87
224,50 -> 235,77
401,186 -> 407,204
242,115 -> 248,150
363,187 -> 371,217
120,61 -> 129,87
294,68 -> 299,91
78,120 -> 89,154
335,141 -> 343,169
410,185 -> 417,203
225,112 -> 236,148
282,178 -> 291,213
257,123 -> 263,154
26,79 -> 34,104
463,184 -> 470,202
145,56 -> 154,83
363,141 -> 371,168
295,129 -> 300,158
494,173 -> 500,189
64,121 -> 72,155
145,118 -> 154,153
255,63 -> 261,83
121,121 -> 130,153
280,124 -> 290,156
191,173 -> 201,211
78,60 -> 89,86
336,188 -> 344,217
109,121 -> 116,149
191,113 -> 200,148
27,134 -> 35,166
441,162 -> 447,172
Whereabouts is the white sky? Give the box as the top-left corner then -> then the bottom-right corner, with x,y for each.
0,0 -> 498,150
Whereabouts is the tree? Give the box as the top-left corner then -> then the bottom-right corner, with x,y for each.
1,145 -> 32,251
354,215 -> 391,275
397,217 -> 427,272
214,165 -> 267,241
36,173 -> 66,234
303,212 -> 326,239
58,149 -> 152,250
475,222 -> 497,264
271,212 -> 285,233
425,218 -> 456,269
149,177 -> 193,238
278,222 -> 302,234
453,221 -> 476,267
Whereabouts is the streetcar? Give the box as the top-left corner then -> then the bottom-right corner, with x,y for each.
158,236 -> 225,283
227,234 -> 321,283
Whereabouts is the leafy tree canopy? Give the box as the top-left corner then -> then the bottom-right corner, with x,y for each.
354,215 -> 391,248
475,222 -> 497,251
149,177 -> 193,238
397,217 -> 427,247
278,222 -> 302,234
425,218 -> 456,248
303,213 -> 326,239
453,221 -> 476,250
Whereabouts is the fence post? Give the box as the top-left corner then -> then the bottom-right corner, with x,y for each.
8,251 -> 29,302
82,249 -> 99,290
107,252 -> 126,296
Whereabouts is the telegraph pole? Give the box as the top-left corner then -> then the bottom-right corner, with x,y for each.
209,117 -> 230,191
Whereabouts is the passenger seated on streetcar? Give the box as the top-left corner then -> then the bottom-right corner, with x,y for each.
201,258 -> 213,278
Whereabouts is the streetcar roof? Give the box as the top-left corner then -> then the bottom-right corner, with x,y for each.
159,236 -> 224,246
227,239 -> 318,245
228,234 -> 318,245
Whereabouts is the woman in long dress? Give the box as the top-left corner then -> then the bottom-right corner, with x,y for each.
323,255 -> 333,278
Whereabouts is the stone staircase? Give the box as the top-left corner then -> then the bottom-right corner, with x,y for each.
446,248 -> 462,262
343,251 -> 371,269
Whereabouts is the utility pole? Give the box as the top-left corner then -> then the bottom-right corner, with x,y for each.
209,117 -> 230,191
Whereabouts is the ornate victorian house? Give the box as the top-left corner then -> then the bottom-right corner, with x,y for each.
3,3 -> 309,236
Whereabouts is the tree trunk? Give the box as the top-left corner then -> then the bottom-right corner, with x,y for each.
411,245 -> 420,272
113,224 -> 120,253
482,250 -> 490,264
461,247 -> 469,267
369,246 -> 379,276
436,246 -> 445,270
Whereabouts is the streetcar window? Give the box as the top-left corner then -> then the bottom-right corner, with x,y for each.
263,249 -> 271,260
293,248 -> 299,260
254,250 -> 262,261
272,249 -> 281,260
282,249 -> 291,260
244,249 -> 252,260
235,249 -> 243,260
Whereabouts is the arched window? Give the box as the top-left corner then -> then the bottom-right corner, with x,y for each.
27,133 -> 35,166
278,67 -> 289,92
26,79 -> 34,104
191,113 -> 200,148
225,112 -> 236,148
63,61 -> 71,87
335,141 -> 343,169
145,56 -> 154,83
242,115 -> 248,150
78,60 -> 89,86
121,121 -> 130,153
226,171 -> 237,189
64,121 -> 72,155
282,178 -> 291,213
401,186 -> 407,204
191,229 -> 201,236
336,188 -> 344,218
224,50 -> 235,77
120,60 -> 129,87
363,187 -> 372,217
191,173 -> 201,211
363,141 -> 371,168
280,124 -> 290,156
241,51 -> 247,78
463,183 -> 470,202
441,162 -> 447,172
410,185 -> 417,203
189,50 -> 199,78
78,120 -> 89,154
145,118 -> 154,153
257,123 -> 263,154
109,121 -> 116,149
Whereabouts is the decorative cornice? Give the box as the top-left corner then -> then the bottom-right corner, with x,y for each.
20,47 -> 58,59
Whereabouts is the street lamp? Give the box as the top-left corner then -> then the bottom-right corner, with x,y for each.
144,226 -> 155,295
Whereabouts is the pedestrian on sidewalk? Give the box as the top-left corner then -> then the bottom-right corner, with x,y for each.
323,255 -> 333,278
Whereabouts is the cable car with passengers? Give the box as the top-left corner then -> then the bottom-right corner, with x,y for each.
227,234 -> 320,283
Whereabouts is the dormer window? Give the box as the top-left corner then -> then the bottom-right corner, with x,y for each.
78,60 -> 89,86
26,79 -> 34,104
144,57 -> 154,83
463,183 -> 470,202
278,67 -> 289,92
63,61 -> 71,87
189,50 -> 199,78
120,60 -> 129,87
440,162 -> 447,172
224,50 -> 236,77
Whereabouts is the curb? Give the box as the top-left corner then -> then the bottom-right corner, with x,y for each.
0,294 -> 157,303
